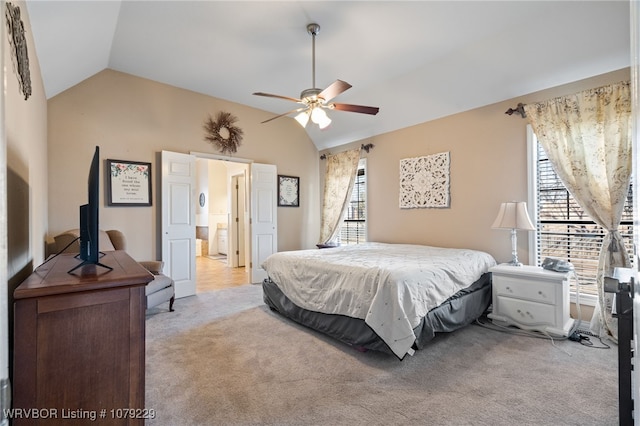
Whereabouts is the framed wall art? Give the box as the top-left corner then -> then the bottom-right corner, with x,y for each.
5,2 -> 32,100
107,159 -> 152,206
399,151 -> 450,209
278,175 -> 299,207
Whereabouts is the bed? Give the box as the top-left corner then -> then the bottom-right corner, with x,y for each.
261,242 -> 497,359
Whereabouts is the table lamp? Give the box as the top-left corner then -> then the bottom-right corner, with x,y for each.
492,201 -> 535,266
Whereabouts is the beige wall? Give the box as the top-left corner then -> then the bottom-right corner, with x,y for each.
323,68 -> 630,265
6,0 -> 48,284
20,27 -> 630,269
4,1 -> 48,380
47,70 -> 320,262
39,28 -> 631,269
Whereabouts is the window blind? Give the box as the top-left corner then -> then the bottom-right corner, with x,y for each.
339,166 -> 366,245
536,143 -> 633,296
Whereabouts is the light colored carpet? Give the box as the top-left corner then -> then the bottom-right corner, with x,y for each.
145,284 -> 618,425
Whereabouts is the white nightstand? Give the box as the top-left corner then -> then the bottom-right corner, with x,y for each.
488,264 -> 575,337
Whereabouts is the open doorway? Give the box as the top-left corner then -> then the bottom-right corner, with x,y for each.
195,157 -> 250,292
161,150 -> 277,297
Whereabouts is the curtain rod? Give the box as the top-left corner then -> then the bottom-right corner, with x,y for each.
320,143 -> 374,160
505,103 -> 527,118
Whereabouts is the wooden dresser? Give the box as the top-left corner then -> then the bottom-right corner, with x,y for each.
13,251 -> 153,425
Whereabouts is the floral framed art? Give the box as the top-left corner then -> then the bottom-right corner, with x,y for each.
107,159 -> 152,206
278,175 -> 299,207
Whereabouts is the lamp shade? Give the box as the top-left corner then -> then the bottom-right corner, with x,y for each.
492,201 -> 535,231
294,111 -> 310,127
317,115 -> 331,129
310,107 -> 331,129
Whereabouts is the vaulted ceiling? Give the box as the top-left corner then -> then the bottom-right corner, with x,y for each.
26,1 -> 630,151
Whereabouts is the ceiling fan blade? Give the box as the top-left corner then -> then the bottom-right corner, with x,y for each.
253,92 -> 302,103
318,80 -> 352,102
331,103 -> 380,115
261,107 -> 308,124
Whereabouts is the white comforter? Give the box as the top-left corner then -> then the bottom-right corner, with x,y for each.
261,242 -> 496,358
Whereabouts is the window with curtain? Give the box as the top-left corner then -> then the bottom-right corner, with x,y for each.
338,159 -> 366,245
530,130 -> 634,299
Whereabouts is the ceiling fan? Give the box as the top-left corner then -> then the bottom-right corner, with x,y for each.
253,23 -> 380,129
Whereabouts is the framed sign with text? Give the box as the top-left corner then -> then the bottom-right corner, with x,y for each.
107,159 -> 152,206
277,175 -> 299,207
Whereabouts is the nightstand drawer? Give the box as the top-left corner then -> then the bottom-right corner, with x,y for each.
493,275 -> 557,305
495,296 -> 556,327
489,264 -> 572,336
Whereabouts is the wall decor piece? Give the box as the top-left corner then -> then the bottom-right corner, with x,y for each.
278,175 -> 300,207
5,2 -> 31,100
399,151 -> 450,209
203,111 -> 244,154
107,159 -> 152,206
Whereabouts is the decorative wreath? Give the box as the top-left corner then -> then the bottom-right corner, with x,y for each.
203,111 -> 244,155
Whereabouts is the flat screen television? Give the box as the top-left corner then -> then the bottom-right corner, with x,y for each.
68,146 -> 112,273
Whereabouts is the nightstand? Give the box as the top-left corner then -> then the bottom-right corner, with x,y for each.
488,264 -> 575,337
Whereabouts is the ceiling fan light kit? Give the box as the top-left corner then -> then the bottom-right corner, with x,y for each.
253,23 -> 379,129
294,111 -> 310,127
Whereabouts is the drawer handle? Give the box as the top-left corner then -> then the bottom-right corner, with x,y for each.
516,309 -> 534,319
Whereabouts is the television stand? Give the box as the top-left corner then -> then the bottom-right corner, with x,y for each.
13,250 -> 153,425
68,259 -> 113,274
69,251 -> 114,273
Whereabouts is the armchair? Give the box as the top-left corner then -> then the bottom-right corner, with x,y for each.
52,229 -> 175,312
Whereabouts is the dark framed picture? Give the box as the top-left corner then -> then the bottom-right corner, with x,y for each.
106,159 -> 152,206
278,175 -> 299,207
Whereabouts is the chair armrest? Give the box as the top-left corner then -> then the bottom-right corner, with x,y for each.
140,260 -> 164,275
105,230 -> 126,251
46,240 -> 58,258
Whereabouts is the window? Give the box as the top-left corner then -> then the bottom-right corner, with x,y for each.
338,158 -> 366,245
529,127 -> 634,301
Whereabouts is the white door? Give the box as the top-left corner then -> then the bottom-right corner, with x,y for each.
250,163 -> 278,283
161,151 -> 196,298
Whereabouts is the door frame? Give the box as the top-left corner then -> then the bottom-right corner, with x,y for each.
189,152 -> 278,284
190,152 -> 255,279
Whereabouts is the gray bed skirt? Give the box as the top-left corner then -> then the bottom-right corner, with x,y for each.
262,272 -> 492,358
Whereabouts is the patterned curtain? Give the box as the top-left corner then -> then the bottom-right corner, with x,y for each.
319,148 -> 361,245
524,81 -> 632,342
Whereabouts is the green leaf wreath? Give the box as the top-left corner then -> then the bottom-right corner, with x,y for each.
203,111 -> 244,155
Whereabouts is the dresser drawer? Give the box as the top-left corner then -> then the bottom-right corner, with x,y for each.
495,296 -> 556,327
492,275 -> 557,305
